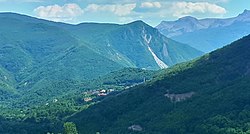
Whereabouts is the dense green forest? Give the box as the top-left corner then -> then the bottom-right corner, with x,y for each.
0,68 -> 156,134
0,12 -> 250,134
67,35 -> 250,134
1,34 -> 248,134
1,35 -> 250,134
0,12 -> 202,111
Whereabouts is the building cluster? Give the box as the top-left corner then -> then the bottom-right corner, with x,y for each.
83,89 -> 115,102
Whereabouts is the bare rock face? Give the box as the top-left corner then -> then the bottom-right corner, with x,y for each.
128,125 -> 143,131
165,92 -> 195,102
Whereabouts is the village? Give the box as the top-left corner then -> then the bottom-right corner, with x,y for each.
82,89 -> 114,102
82,80 -> 146,102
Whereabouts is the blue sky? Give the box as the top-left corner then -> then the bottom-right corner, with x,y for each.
0,0 -> 249,26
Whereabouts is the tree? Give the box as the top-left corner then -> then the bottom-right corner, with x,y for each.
64,122 -> 78,134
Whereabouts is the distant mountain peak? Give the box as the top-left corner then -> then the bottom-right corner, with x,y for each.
131,20 -> 144,24
178,16 -> 198,22
126,20 -> 149,27
236,9 -> 250,21
156,9 -> 250,52
124,20 -> 154,34
238,9 -> 250,17
242,9 -> 250,15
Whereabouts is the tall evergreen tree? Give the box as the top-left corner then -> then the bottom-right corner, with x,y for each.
64,122 -> 78,134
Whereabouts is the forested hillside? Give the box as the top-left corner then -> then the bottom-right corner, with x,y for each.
0,13 -> 202,108
69,35 -> 250,134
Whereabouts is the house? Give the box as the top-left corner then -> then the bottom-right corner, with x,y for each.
100,89 -> 107,93
109,89 -> 115,92
53,99 -> 58,103
98,93 -> 107,96
84,97 -> 92,102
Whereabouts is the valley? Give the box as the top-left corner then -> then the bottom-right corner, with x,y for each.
0,7 -> 250,134
69,34 -> 250,134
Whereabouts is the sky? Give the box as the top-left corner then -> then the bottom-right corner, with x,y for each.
0,0 -> 249,26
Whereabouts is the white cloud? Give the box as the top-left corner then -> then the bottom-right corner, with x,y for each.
140,2 -> 161,8
85,3 -> 136,16
79,0 -> 230,4
31,1 -> 228,25
171,2 -> 226,17
34,3 -> 84,22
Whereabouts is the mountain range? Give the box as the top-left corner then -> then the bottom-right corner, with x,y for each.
1,10 -> 250,134
0,13 -> 202,107
157,9 -> 250,52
